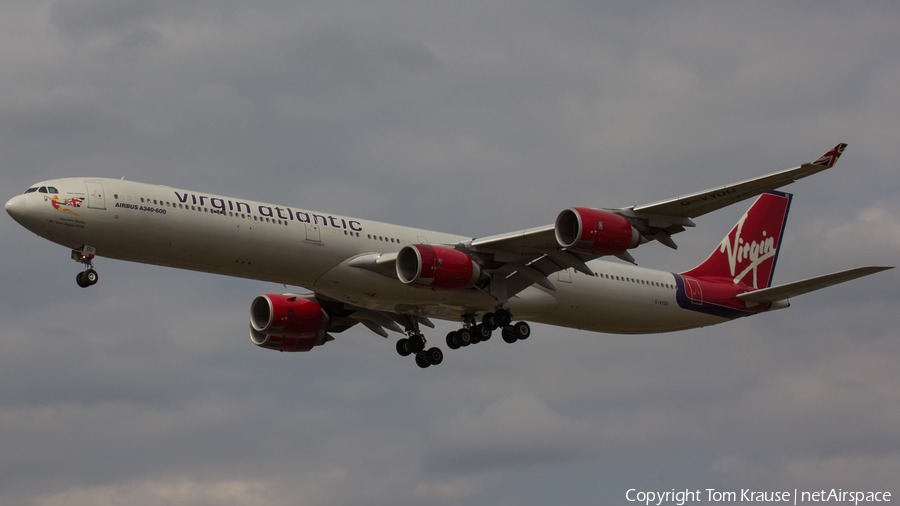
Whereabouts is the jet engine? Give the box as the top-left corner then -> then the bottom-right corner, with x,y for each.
555,207 -> 640,256
396,244 -> 483,290
249,294 -> 330,352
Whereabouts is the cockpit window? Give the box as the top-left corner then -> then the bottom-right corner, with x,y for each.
24,187 -> 38,194
47,186 -> 59,194
38,187 -> 48,193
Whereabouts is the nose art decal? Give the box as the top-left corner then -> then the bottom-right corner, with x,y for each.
45,195 -> 84,216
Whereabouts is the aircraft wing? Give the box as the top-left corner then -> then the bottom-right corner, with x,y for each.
611,143 -> 848,248
736,266 -> 893,304
361,143 -> 851,302
623,143 -> 847,220
462,143 -> 848,258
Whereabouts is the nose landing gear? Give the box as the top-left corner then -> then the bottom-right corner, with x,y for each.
72,246 -> 99,288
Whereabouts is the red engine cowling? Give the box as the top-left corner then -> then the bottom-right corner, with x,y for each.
555,207 -> 640,256
396,244 -> 483,290
249,295 -> 330,352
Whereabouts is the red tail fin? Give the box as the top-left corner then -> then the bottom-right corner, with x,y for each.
681,191 -> 792,289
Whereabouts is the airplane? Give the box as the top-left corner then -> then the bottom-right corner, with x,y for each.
5,143 -> 892,368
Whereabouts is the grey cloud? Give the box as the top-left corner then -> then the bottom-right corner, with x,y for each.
1,0 -> 899,504
424,393 -> 599,472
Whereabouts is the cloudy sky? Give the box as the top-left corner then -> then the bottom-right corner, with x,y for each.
2,1 -> 899,504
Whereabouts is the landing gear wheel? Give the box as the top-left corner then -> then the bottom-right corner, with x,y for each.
446,331 -> 461,350
474,323 -> 492,341
512,321 -> 531,340
396,338 -> 412,357
76,271 -> 88,288
501,327 -> 518,343
495,308 -> 512,328
457,328 -> 473,347
84,269 -> 99,285
408,334 -> 426,353
415,352 -> 431,368
482,312 -> 499,330
426,347 -> 443,365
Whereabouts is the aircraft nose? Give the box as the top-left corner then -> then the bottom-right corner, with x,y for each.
5,194 -> 27,222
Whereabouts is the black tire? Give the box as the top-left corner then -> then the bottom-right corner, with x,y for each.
396,338 -> 412,356
426,347 -> 443,365
84,269 -> 99,285
457,328 -> 473,347
415,352 -> 430,368
501,327 -> 517,343
76,272 -> 88,288
512,321 -> 531,340
408,334 -> 425,353
481,312 -> 498,330
495,308 -> 512,327
474,323 -> 492,341
446,331 -> 461,350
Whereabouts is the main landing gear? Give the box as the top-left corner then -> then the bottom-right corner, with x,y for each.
394,309 -> 531,369
72,246 -> 99,288
445,309 -> 531,349
396,332 -> 444,369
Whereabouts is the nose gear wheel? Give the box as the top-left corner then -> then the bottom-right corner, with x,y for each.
72,247 -> 99,288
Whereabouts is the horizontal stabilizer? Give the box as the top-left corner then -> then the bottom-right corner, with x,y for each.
736,266 -> 893,303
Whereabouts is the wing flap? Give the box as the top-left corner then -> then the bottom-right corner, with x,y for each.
469,225 -> 557,252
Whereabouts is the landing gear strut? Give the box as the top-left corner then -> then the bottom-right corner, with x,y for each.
72,246 -> 99,288
395,317 -> 443,369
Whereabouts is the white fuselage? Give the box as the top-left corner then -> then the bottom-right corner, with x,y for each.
7,178 -> 728,334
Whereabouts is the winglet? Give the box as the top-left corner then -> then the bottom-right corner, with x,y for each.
809,143 -> 848,168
